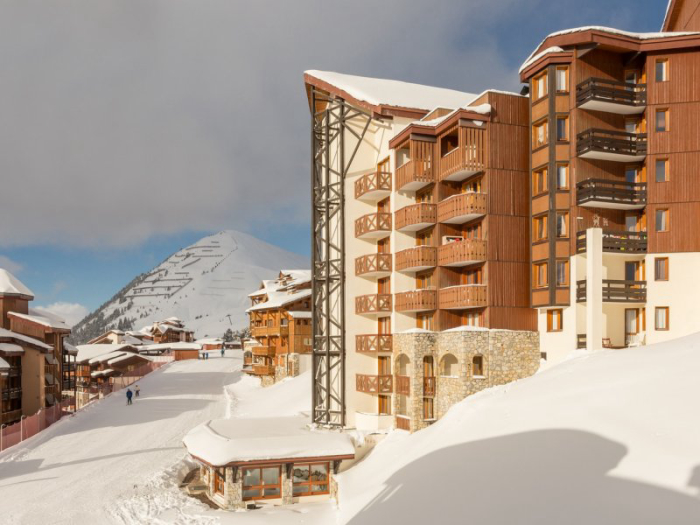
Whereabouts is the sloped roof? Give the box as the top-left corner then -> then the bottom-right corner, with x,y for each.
0,328 -> 52,352
75,343 -> 138,364
0,269 -> 34,299
9,310 -> 71,332
247,270 -> 311,313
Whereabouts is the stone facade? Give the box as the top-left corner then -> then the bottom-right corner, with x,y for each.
393,328 -> 540,432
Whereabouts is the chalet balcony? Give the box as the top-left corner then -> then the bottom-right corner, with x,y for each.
423,376 -> 436,397
395,246 -> 437,273
355,253 -> 392,279
439,284 -> 487,309
355,212 -> 392,240
577,179 -> 646,210
1,387 -> 22,401
576,280 -> 647,303
438,239 -> 487,267
576,78 -> 646,115
356,334 -> 393,353
437,192 -> 487,224
395,203 -> 437,232
250,364 -> 275,376
575,230 -> 647,255
577,128 -> 647,162
394,289 -> 437,313
252,346 -> 276,357
251,325 -> 289,338
439,136 -> 485,182
355,293 -> 392,317
396,159 -> 434,192
355,171 -> 392,203
395,375 -> 410,395
356,374 -> 393,394
8,366 -> 20,378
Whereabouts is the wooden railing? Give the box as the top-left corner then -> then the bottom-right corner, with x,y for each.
575,230 -> 647,254
1,388 -> 22,401
355,253 -> 392,277
356,334 -> 393,353
355,171 -> 392,200
396,415 -> 411,431
576,279 -> 647,303
576,78 -> 646,108
577,179 -> 646,208
437,192 -> 487,223
1,409 -> 23,425
439,285 -> 487,309
356,374 -> 393,394
252,364 -> 275,376
355,294 -> 393,315
252,346 -> 276,357
396,375 -> 410,395
8,367 -> 20,378
395,203 -> 437,231
423,376 -> 436,397
251,326 -> 289,338
355,212 -> 392,238
577,128 -> 647,158
438,239 -> 487,266
394,289 -> 438,312
395,246 -> 437,272
439,127 -> 485,181
396,160 -> 435,191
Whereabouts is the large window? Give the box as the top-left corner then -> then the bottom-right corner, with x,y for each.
655,159 -> 669,182
243,466 -> 281,500
463,310 -> 482,327
655,307 -> 669,331
461,267 -> 482,285
547,309 -> 563,332
533,167 -> 548,196
556,163 -> 569,190
293,463 -> 330,497
534,262 -> 548,288
417,313 -> 434,330
655,59 -> 668,82
533,120 -> 548,148
556,212 -> 569,238
472,355 -> 485,377
556,116 -> 569,141
533,215 -> 548,241
656,209 -> 669,232
655,258 -> 669,281
656,109 -> 669,132
556,260 -> 569,286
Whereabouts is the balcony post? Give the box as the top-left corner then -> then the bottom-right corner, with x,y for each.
586,228 -> 604,351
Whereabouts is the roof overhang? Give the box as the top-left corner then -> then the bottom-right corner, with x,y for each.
388,108 -> 490,150
190,452 -> 355,469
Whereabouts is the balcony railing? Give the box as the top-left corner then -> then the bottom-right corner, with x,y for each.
394,289 -> 437,312
396,159 -> 434,192
437,192 -> 487,224
439,128 -> 485,182
251,364 -> 275,376
395,246 -> 437,272
251,325 -> 289,338
438,239 -> 487,267
423,376 -> 436,397
355,253 -> 392,278
355,294 -> 393,316
8,367 -> 20,378
439,285 -> 487,309
355,212 -> 392,240
575,230 -> 648,254
355,171 -> 392,202
1,388 -> 22,401
576,280 -> 647,303
356,374 -> 393,394
576,78 -> 646,115
252,346 -> 276,357
396,375 -> 410,395
1,409 -> 22,424
395,203 -> 437,232
577,128 -> 647,162
356,334 -> 393,353
577,179 -> 646,210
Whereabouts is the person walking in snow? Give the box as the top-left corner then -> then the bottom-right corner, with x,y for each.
134,385 -> 140,398
221,348 -> 225,358
126,388 -> 133,405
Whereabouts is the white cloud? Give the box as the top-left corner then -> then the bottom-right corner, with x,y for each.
0,255 -> 23,275
34,302 -> 90,328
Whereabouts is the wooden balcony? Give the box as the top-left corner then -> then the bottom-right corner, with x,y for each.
395,246 -> 437,273
394,289 -> 437,313
395,203 -> 437,232
356,334 -> 393,353
355,212 -> 392,240
396,375 -> 410,395
437,192 -> 487,224
575,230 -> 647,254
439,127 -> 485,182
251,325 -> 289,338
396,415 -> 410,431
576,128 -> 647,162
252,346 -> 276,357
356,374 -> 393,394
577,179 -> 646,210
355,253 -> 392,279
439,285 -> 487,309
396,160 -> 434,192
423,376 -> 436,397
1,387 -> 22,401
355,171 -> 392,202
251,364 -> 275,376
355,294 -> 392,317
438,239 -> 487,267
576,280 -> 647,303
576,78 -> 646,115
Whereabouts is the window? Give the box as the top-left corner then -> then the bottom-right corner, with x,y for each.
303,337 -> 312,346
533,215 -> 548,241
556,164 -> 569,190
656,109 -> 669,132
417,313 -> 434,330
655,159 -> 669,182
463,222 -> 482,240
378,394 -> 391,415
214,468 -> 226,495
556,212 -> 569,238
416,229 -> 433,246
293,463 -> 330,497
655,59 -> 668,82
461,267 -> 482,285
462,177 -> 482,194
281,318 -> 288,327
243,466 -> 281,500
534,71 -> 548,99
416,271 -> 434,289
556,260 -> 569,286
547,309 -> 563,332
556,67 -> 568,92
655,307 -> 669,330
626,167 -> 640,184
556,116 -> 569,141
416,190 -> 433,203
423,397 -> 434,420
533,120 -> 548,148
533,167 -> 548,195
534,262 -> 548,288
440,354 -> 458,377
463,310 -> 481,327
472,355 -> 485,377
656,209 -> 669,232
655,257 -> 669,281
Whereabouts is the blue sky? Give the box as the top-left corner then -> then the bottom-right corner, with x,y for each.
0,0 -> 667,320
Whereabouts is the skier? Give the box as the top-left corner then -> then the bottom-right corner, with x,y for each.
134,385 -> 140,398
126,388 -> 133,405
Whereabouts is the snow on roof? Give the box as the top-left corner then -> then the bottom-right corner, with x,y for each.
183,416 -> 355,466
247,288 -> 311,313
247,270 -> 312,313
195,338 -> 223,344
288,311 -> 312,319
519,46 -> 566,74
305,70 -> 478,112
0,269 -> 34,299
64,342 -> 78,356
75,344 -> 137,364
10,310 -> 70,331
139,342 -> 202,352
0,328 -> 52,351
0,342 -> 24,354
107,353 -> 147,366
0,356 -> 9,370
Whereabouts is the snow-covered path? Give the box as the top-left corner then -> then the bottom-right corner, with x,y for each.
0,353 -> 242,525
